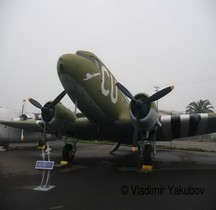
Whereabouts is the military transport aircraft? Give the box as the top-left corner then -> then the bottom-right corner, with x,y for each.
0,105 -> 56,148
1,50 -> 216,166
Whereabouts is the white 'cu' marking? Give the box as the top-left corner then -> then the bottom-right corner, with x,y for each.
101,66 -> 118,104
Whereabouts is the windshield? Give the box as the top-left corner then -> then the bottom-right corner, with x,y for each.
76,51 -> 100,69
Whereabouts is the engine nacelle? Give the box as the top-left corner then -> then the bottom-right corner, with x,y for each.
42,102 -> 77,132
130,93 -> 159,131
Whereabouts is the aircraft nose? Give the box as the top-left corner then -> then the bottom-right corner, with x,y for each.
57,54 -> 79,78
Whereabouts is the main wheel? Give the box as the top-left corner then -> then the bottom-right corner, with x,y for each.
62,144 -> 74,162
38,140 -> 44,148
143,144 -> 152,165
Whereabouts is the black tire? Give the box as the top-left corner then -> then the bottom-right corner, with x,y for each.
143,144 -> 152,165
38,140 -> 44,147
62,144 -> 74,162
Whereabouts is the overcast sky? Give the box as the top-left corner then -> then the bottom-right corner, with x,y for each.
1,0 -> 216,113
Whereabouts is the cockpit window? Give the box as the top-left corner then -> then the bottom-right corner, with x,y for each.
93,57 -> 100,69
76,51 -> 100,69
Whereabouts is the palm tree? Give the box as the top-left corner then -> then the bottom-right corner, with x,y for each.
186,99 -> 214,114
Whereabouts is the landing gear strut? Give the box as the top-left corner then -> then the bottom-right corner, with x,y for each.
62,138 -> 78,163
140,130 -> 157,167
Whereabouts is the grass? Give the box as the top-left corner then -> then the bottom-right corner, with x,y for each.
76,139 -> 215,152
156,145 -> 215,153
78,140 -> 216,153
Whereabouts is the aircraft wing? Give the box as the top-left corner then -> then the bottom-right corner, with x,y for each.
55,112 -> 216,143
0,120 -> 44,132
1,113 -> 216,143
158,113 -> 216,141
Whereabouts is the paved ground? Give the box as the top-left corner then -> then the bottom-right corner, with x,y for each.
0,141 -> 216,210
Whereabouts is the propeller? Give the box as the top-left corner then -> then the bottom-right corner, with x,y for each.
116,82 -> 174,104
20,99 -> 26,140
28,90 -> 67,144
29,90 -> 67,111
116,82 -> 174,146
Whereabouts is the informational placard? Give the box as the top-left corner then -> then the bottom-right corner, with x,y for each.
35,161 -> 54,170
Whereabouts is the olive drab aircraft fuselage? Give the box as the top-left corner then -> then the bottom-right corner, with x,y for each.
1,50 -> 216,165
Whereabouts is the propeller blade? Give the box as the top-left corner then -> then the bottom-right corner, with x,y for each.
132,111 -> 140,147
28,98 -> 43,109
43,121 -> 47,143
116,82 -> 135,101
49,90 -> 67,108
146,86 -> 174,103
21,99 -> 26,116
110,142 -> 121,154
